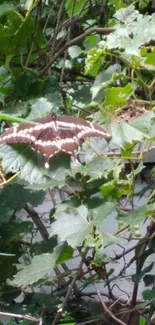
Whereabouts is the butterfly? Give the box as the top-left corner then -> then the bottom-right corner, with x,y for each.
0,114 -> 111,168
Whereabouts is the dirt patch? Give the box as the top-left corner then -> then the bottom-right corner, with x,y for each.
115,100 -> 148,123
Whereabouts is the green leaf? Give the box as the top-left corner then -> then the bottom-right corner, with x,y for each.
0,183 -> 45,221
31,237 -> 57,255
90,201 -> 115,228
0,12 -> 35,55
0,145 -> 70,189
84,35 -> 99,51
102,84 -> 133,112
0,221 -> 33,241
109,0 -> 126,10
0,2 -> 15,18
111,122 -> 146,147
130,111 -> 155,135
100,181 -> 117,199
139,316 -> 146,325
71,148 -> 120,180
94,249 -> 110,266
13,71 -> 44,100
141,47 -> 155,67
143,289 -> 155,301
12,244 -> 72,287
85,232 -> 118,249
143,274 -> 155,287
100,6 -> 155,64
132,262 -> 154,284
50,205 -> 91,248
91,64 -> 121,100
85,48 -> 105,77
50,201 -> 115,248
28,97 -> 53,119
65,0 -> 88,18
68,46 -> 82,59
118,203 -> 155,226
55,243 -> 73,266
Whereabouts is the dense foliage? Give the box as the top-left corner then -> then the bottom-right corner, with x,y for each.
1,1 -> 155,324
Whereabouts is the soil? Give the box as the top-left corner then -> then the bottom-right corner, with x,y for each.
115,100 -> 148,123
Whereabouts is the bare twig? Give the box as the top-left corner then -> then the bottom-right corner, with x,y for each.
0,312 -> 42,325
39,27 -> 114,76
24,203 -> 49,241
49,0 -> 65,60
128,217 -> 155,324
95,289 -> 127,325
52,250 -> 87,325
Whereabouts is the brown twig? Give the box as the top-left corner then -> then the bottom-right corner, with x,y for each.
0,312 -> 42,325
24,203 -> 49,241
95,288 -> 127,325
128,217 -> 155,324
49,0 -> 65,60
52,250 -> 87,325
39,27 -> 114,77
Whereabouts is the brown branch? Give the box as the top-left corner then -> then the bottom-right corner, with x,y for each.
52,250 -> 87,325
49,0 -> 65,60
0,312 -> 42,325
128,217 -> 155,324
39,27 -> 114,77
24,203 -> 66,285
24,203 -> 49,241
95,289 -> 127,325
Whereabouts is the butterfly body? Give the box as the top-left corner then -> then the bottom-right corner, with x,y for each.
0,114 -> 111,168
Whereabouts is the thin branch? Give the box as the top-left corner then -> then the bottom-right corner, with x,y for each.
24,203 -> 66,285
0,312 -> 42,325
24,203 -> 49,241
39,27 -> 114,76
59,0 -> 76,110
52,250 -> 88,325
49,0 -> 65,60
95,289 -> 127,325
128,216 -> 155,324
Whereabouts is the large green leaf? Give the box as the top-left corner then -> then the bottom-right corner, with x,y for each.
0,144 -> 70,189
132,262 -> 154,284
71,146 -> 120,180
100,5 -> 155,65
90,201 -> 115,228
85,48 -> 105,77
118,203 -> 155,226
143,289 -> 155,301
91,64 -> 121,100
109,0 -> 126,10
0,2 -> 15,17
12,244 -> 72,287
111,122 -> 147,147
0,221 -> 33,241
130,111 -> 155,135
102,84 -> 133,112
68,45 -> 82,59
65,0 -> 88,18
0,183 -> 45,221
28,97 -> 53,119
0,12 -> 35,55
50,205 -> 91,248
50,201 -> 115,248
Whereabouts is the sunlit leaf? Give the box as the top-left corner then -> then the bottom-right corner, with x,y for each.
68,46 -> 82,59
91,64 -> 121,100
118,203 -> 155,226
102,84 -> 133,112
111,122 -> 147,147
12,244 -> 72,287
